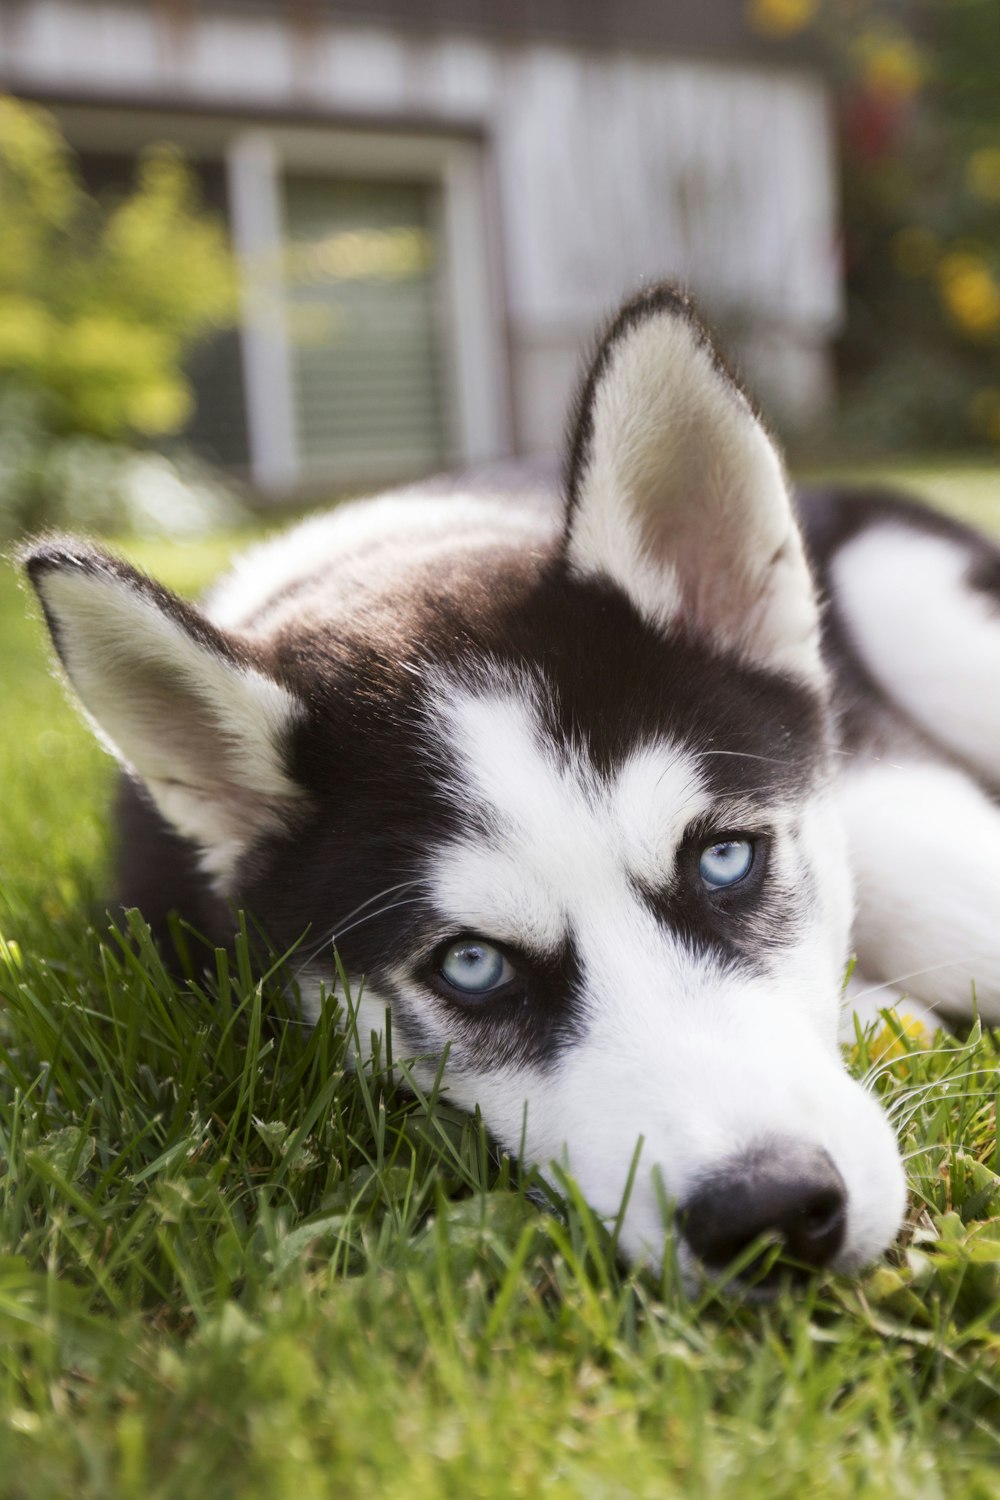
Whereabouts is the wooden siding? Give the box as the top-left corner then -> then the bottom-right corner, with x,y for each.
199,0 -> 822,66
0,7 -> 839,325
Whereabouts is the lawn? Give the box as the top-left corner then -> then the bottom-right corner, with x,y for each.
2,466 -> 1000,1499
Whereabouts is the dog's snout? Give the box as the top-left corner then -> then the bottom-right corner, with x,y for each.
678,1143 -> 847,1280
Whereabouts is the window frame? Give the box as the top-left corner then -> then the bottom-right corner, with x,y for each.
44,102 -> 512,491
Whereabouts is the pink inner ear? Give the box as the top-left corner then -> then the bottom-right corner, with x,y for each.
641,491 -> 796,636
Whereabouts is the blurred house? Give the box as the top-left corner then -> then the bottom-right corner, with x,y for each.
0,0 -> 840,494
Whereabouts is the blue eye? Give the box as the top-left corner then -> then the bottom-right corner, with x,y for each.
439,939 -> 514,995
699,838 -> 754,890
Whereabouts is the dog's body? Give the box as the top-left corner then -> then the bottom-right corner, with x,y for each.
25,287 -> 1000,1287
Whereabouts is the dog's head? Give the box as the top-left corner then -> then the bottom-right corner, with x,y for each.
24,287 -> 906,1288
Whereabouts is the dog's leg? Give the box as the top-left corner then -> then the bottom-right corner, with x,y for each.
831,520 -> 1000,787
838,760 -> 1000,1022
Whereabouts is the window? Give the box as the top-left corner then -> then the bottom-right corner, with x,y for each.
282,175 -> 449,484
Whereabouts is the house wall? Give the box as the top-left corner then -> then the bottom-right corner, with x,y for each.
0,2 -> 842,471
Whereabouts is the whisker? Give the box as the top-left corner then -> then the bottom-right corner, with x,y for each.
849,952 -> 1000,1006
290,897 -> 425,985
861,1029 -> 984,1090
698,750 -> 796,767
885,1066 -> 988,1114
288,927 -> 346,979
829,747 -> 910,769
862,1043 -> 944,1089
893,1093 -> 995,1136
900,1130 -> 995,1166
326,878 -> 420,941
860,1036 -> 943,1088
900,1143 -> 941,1164
288,879 -> 421,976
329,897 -> 425,948
884,1067 -> 995,1124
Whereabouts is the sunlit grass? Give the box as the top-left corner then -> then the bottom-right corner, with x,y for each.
797,455 -> 1000,534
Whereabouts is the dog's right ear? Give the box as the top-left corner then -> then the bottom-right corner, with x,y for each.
22,540 -> 306,882
564,285 -> 823,684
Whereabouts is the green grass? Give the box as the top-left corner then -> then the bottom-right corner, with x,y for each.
2,470 -> 1000,1498
798,456 -> 1000,534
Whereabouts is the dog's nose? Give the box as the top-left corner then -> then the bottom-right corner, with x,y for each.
678,1142 -> 847,1279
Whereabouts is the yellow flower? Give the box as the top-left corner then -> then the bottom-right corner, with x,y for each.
857,32 -> 924,99
746,0 -> 818,38
850,1013 -> 930,1072
966,147 -> 1000,204
939,251 -> 1000,337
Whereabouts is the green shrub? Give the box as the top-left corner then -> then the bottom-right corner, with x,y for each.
753,0 -> 1000,454
0,95 -> 236,443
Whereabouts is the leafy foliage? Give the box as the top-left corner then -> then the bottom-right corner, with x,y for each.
0,96 -> 236,444
752,0 -> 1000,453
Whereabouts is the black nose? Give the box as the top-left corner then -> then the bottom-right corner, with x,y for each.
678,1143 -> 847,1282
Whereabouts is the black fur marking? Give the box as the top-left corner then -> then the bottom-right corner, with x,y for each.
113,778 -> 228,956
636,829 -> 806,973
354,934 -> 585,1076
564,281 -> 762,526
968,550 -> 1000,604
477,563 -> 827,806
421,933 -> 585,1072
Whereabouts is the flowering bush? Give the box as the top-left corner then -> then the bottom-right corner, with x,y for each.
750,0 -> 1000,452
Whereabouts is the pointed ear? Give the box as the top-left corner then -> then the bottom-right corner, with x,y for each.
23,540 -> 306,883
565,285 -> 823,683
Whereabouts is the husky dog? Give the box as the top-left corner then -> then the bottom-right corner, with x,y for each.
23,287 -> 1000,1288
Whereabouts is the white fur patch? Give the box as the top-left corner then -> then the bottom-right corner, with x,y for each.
833,524 -> 1000,786
428,674 -> 709,950
205,489 -> 556,634
838,758 -> 1000,1021
567,309 -> 824,683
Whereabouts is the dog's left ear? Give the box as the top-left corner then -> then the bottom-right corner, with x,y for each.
22,540 -> 306,881
565,285 -> 822,683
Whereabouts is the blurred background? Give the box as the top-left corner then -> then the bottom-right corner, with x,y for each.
0,0 -> 997,538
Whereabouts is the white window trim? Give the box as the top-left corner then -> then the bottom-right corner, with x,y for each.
43,103 -> 512,491
226,131 -> 299,491
233,122 -> 509,490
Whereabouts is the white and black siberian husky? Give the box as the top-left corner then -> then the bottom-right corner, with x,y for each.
24,286 -> 1000,1289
